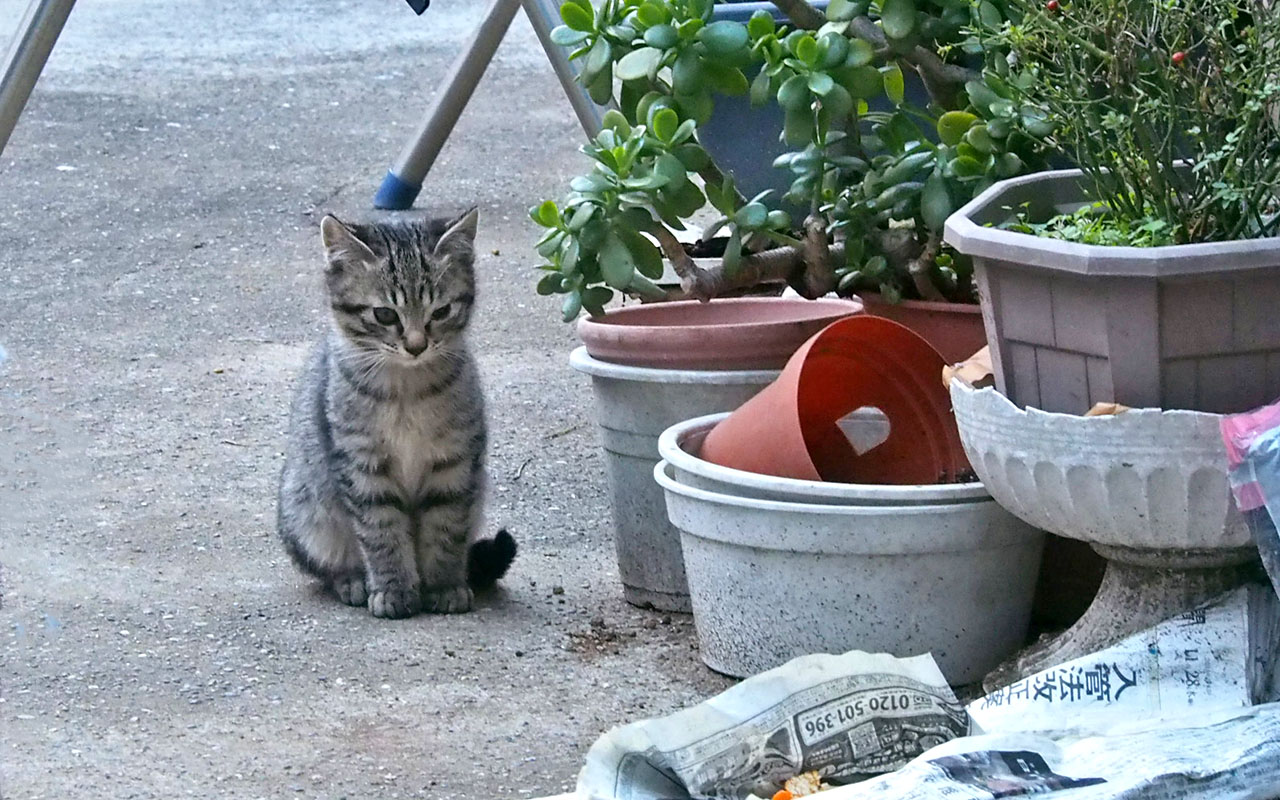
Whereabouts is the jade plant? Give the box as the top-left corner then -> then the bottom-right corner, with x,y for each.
532,0 -> 1053,319
998,0 -> 1280,245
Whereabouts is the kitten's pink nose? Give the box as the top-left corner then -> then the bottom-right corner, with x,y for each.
404,333 -> 428,356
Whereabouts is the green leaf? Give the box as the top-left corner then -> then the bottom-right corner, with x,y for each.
921,173 -> 952,232
667,179 -> 707,217
672,48 -> 703,95
678,18 -> 704,39
560,1 -> 595,32
705,62 -> 750,95
634,91 -> 663,124
620,228 -> 664,279
673,143 -> 711,171
963,123 -> 995,154
965,80 -> 1002,114
561,290 -> 583,322
598,230 -> 637,289
722,226 -> 743,277
635,2 -> 665,27
823,84 -> 854,121
747,10 -> 775,39
643,23 -> 679,49
986,116 -> 1012,139
837,65 -> 882,98
795,35 -> 819,66
820,34 -> 849,69
582,286 -> 614,316
551,25 -> 590,46
766,209 -> 791,229
995,152 -> 1023,178
826,0 -> 861,21
626,272 -> 666,300
601,108 -> 632,135
880,0 -> 916,40
882,64 -> 904,105
537,272 -> 566,295
844,38 -> 874,67
698,21 -> 750,57
989,98 -> 1015,117
750,69 -> 772,107
616,46 -> 663,81
653,153 -> 688,187
734,202 -> 768,229
937,111 -> 978,146
709,173 -> 736,215
675,91 -> 714,125
977,0 -> 1002,29
567,203 -> 598,231
587,63 -> 614,104
783,106 -> 816,146
777,74 -> 811,111
945,155 -> 984,178
650,107 -> 679,142
536,229 -> 567,258
807,72 -> 835,96
532,200 -> 561,227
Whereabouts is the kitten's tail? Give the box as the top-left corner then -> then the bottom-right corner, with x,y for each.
466,529 -> 517,589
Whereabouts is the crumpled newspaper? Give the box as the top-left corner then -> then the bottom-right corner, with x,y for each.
560,586 -> 1279,800
577,651 -> 968,800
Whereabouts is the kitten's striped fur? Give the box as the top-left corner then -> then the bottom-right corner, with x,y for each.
277,209 -> 515,619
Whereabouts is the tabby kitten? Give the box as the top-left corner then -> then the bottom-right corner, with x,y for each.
277,209 -> 515,619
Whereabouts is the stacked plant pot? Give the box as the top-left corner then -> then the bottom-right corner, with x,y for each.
652,316 -> 1046,685
572,297 -> 861,612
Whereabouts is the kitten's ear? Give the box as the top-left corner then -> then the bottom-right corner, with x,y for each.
434,207 -> 478,257
320,215 -> 376,270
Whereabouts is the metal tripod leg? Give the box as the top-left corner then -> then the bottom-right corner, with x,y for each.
372,0 -> 611,210
0,0 -> 77,159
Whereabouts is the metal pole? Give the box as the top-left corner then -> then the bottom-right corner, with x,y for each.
0,0 -> 77,159
373,0 -> 522,209
520,0 -> 609,138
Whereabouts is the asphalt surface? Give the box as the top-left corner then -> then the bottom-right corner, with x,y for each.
0,2 -> 732,797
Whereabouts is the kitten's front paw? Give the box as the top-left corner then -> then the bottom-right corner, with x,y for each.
422,585 -> 473,614
368,584 -> 422,619
332,575 -> 368,607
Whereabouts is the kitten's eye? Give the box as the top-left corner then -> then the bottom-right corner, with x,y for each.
372,307 -> 399,325
430,304 -> 452,321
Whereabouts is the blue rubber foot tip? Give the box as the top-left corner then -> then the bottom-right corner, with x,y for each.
373,171 -> 421,210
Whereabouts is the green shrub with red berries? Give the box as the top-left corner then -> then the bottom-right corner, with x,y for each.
1001,0 -> 1280,244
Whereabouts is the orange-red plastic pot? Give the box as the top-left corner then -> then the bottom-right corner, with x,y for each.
858,293 -> 988,365
700,316 -> 971,485
577,297 -> 863,370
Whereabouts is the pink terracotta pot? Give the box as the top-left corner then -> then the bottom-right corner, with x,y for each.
700,316 -> 971,485
576,297 -> 864,370
858,293 -> 988,365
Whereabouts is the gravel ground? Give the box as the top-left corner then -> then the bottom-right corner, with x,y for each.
0,2 -> 732,797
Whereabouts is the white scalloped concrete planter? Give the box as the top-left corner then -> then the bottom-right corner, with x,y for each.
653,457 -> 1044,685
949,381 -> 1257,688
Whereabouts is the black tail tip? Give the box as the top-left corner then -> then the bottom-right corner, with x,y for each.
467,529 -> 517,588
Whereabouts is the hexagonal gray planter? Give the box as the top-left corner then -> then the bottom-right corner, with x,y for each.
945,169 -> 1280,415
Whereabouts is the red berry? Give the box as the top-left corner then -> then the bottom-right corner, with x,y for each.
1046,0 -> 1059,10
1172,50 -> 1186,65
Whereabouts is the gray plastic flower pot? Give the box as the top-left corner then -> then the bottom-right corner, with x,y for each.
570,348 -> 778,612
654,460 -> 1044,684
944,168 -> 1280,415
